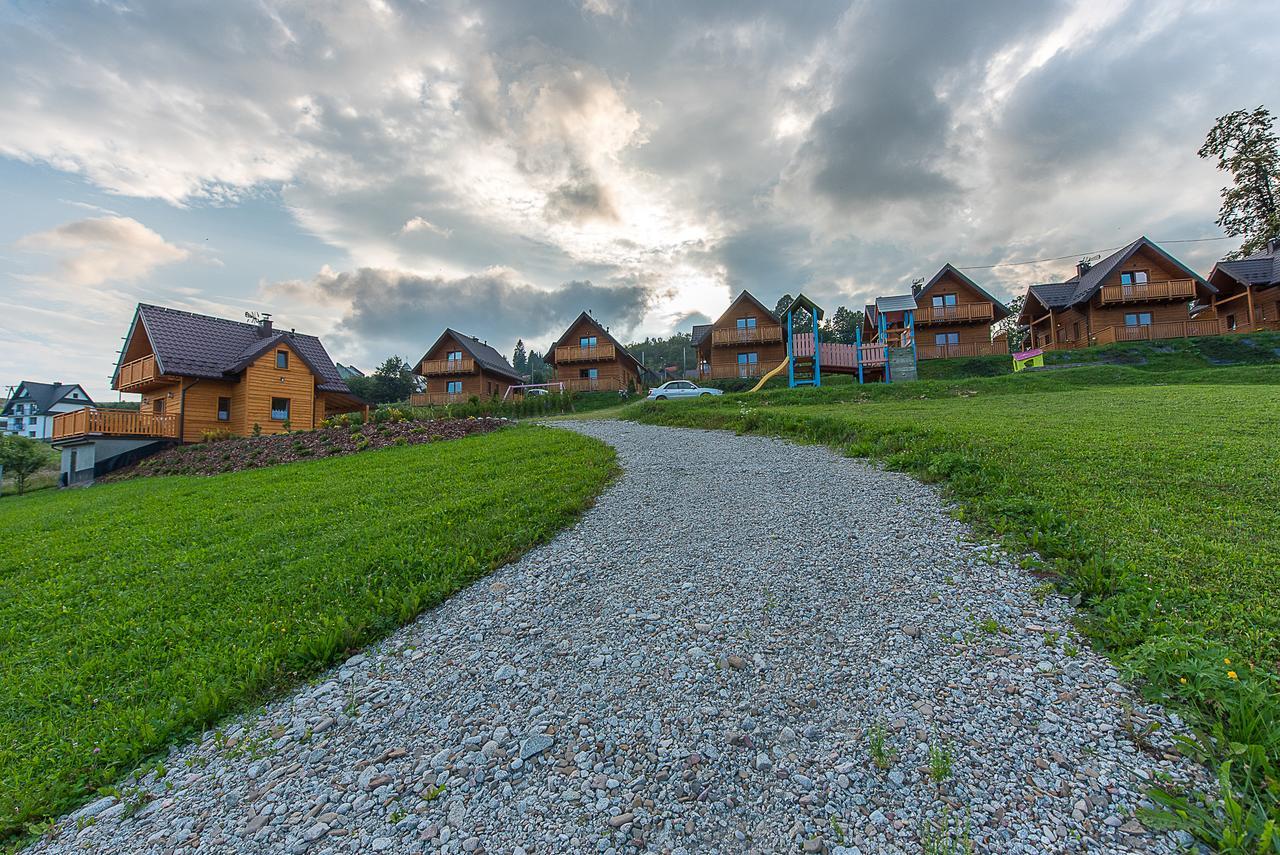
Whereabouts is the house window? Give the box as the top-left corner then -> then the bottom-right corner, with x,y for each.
446,380 -> 463,394
1227,314 -> 1237,331
932,294 -> 958,308
1120,270 -> 1150,287
1124,312 -> 1153,326
737,352 -> 759,376
446,350 -> 463,362
1073,322 -> 1081,341
270,397 -> 290,420
152,399 -> 165,414
736,317 -> 757,329
217,397 -> 231,422
934,332 -> 959,346
580,368 -> 599,379
276,349 -> 289,369
579,335 -> 598,348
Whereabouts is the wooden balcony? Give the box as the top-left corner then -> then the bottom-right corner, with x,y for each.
417,357 -> 475,377
559,374 -> 629,392
52,407 -> 179,441
913,303 -> 995,325
1098,279 -> 1197,305
703,363 -> 768,379
1093,318 -> 1224,346
115,354 -> 173,392
409,392 -> 473,406
916,341 -> 1004,360
710,325 -> 784,347
554,343 -> 617,364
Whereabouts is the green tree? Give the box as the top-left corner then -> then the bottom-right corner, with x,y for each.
0,435 -> 49,496
821,306 -> 864,344
993,294 -> 1028,351
512,339 -> 528,374
1199,106 -> 1280,259
773,294 -> 794,317
526,350 -> 550,383
347,356 -> 416,405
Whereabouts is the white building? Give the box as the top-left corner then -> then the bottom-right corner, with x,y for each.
1,381 -> 95,440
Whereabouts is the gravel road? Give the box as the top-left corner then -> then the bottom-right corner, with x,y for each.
29,420 -> 1202,854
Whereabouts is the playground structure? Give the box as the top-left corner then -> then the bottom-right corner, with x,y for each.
749,294 -> 918,391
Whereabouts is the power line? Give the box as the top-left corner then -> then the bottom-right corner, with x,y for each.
955,235 -> 1236,271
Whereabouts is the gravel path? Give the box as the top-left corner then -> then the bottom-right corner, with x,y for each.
30,421 -> 1203,855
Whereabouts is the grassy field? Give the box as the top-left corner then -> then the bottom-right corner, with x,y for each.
0,426 -> 615,842
0,442 -> 59,497
627,365 -> 1280,846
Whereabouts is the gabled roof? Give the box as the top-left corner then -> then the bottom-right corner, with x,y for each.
1,381 -> 94,416
545,311 -> 645,372
916,264 -> 1010,320
418,328 -> 523,382
779,293 -> 825,322
875,294 -> 919,314
115,304 -> 352,393
690,324 -> 712,347
714,290 -> 779,327
1025,282 -> 1079,311
1210,242 -> 1280,288
335,363 -> 365,379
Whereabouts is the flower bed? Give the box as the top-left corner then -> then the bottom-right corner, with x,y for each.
105,418 -> 508,480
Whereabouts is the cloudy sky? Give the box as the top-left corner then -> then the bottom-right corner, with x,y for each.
2,0 -> 1277,398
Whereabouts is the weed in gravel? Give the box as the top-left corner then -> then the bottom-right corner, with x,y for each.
919,807 -> 974,854
867,723 -> 897,770
928,740 -> 955,784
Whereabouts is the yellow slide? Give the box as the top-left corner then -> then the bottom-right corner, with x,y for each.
748,356 -> 790,393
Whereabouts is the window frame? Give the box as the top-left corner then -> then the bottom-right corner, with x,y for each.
216,396 -> 231,422
1124,312 -> 1153,327
736,316 -> 758,330
276,349 -> 289,369
1120,270 -> 1150,287
270,397 -> 291,421
446,350 -> 463,362
579,335 -> 598,348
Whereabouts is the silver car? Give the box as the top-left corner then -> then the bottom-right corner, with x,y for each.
646,380 -> 723,400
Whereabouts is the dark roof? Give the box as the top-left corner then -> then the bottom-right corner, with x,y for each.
418,329 -> 523,382
1,381 -> 94,416
875,294 -> 919,314
1026,282 -> 1079,310
545,311 -> 645,372
1024,236 -> 1214,314
335,363 -> 365,379
714,290 -> 779,326
1211,243 -> 1280,287
116,304 -> 352,393
916,264 -> 1010,320
779,293 -> 825,322
690,324 -> 711,347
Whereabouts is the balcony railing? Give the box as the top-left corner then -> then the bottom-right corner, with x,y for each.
702,364 -> 768,379
554,343 -> 617,364
913,303 -> 995,325
52,407 -> 179,441
418,357 -> 476,376
1098,278 -> 1197,305
558,374 -> 630,392
710,325 -> 784,347
409,392 -> 473,406
1093,318 -> 1224,346
115,354 -> 171,391
916,341 -> 1005,360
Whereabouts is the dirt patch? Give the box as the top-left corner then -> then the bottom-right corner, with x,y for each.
103,418 -> 509,480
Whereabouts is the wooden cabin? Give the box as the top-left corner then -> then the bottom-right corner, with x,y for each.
1019,236 -> 1219,349
1205,238 -> 1280,332
411,329 -> 523,405
692,290 -> 786,379
53,304 -> 364,446
912,264 -> 1010,359
544,311 -> 646,392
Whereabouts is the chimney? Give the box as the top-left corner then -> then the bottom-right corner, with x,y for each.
1076,259 -> 1092,277
259,312 -> 273,338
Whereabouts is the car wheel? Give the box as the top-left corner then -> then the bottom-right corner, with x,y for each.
655,395 -> 667,400
699,392 -> 711,396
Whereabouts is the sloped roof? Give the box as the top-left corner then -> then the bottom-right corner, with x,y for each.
714,290 -> 779,327
1026,282 -> 1079,310
335,363 -> 365,379
545,311 -> 645,372
116,304 -> 352,393
916,264 -> 1011,320
779,293 -> 825,322
875,294 -> 919,313
1211,243 -> 1280,287
690,324 -> 712,347
1069,237 -> 1213,306
418,329 -> 523,382
1,381 -> 94,416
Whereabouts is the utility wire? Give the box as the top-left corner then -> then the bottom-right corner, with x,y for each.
955,235 -> 1235,271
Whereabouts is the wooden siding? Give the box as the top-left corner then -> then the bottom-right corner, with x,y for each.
420,368 -> 515,402
242,342 -> 316,435
701,292 -> 785,378
178,378 -> 240,443
549,315 -> 643,389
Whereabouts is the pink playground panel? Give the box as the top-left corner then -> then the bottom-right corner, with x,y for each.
792,333 -> 886,369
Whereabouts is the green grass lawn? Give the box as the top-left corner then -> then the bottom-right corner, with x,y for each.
627,365 -> 1280,846
0,426 -> 615,842
0,442 -> 60,497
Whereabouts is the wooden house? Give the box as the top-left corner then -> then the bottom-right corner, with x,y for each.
912,264 -> 1010,359
411,329 -> 523,405
692,290 -> 785,379
544,311 -> 646,392
1019,236 -> 1219,349
1205,238 -> 1280,332
50,304 -> 365,483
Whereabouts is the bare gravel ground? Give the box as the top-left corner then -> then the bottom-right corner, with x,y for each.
27,420 -> 1203,854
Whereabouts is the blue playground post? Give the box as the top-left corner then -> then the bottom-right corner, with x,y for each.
907,309 -> 917,365
878,312 -> 890,382
855,324 -> 864,385
786,308 -> 796,387
811,308 -> 821,387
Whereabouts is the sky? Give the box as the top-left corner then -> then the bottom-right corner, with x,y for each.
2,0 -> 1277,399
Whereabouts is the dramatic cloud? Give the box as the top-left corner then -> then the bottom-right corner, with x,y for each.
2,0 -> 1279,397
15,216 -> 189,287
271,266 -> 650,362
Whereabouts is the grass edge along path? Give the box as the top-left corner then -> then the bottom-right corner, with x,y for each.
0,425 -> 617,844
625,379 -> 1280,852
